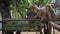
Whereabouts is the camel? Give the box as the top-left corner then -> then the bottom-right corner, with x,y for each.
27,4 -> 56,34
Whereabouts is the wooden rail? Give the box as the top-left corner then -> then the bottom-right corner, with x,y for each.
49,22 -> 60,31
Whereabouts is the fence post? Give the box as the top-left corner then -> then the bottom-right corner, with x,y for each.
5,30 -> 14,34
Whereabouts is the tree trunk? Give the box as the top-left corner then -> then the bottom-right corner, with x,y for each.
13,0 -> 16,18
1,0 -> 11,34
1,0 -> 11,18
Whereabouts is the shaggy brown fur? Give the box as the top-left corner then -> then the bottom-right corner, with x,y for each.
27,4 -> 56,34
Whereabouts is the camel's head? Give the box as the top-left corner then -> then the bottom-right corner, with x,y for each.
26,4 -> 40,23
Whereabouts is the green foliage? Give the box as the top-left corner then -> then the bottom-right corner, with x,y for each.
57,0 -> 60,3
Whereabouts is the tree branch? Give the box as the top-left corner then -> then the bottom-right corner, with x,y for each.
18,11 -> 23,18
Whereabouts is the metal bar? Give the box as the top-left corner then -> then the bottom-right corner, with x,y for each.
2,18 -> 60,21
2,18 -> 40,21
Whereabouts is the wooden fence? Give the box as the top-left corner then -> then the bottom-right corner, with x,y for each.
2,18 -> 60,34
2,18 -> 42,34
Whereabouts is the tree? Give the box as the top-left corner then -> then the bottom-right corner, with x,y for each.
1,0 -> 11,34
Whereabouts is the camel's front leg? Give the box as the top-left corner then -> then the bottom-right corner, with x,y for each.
44,24 -> 47,34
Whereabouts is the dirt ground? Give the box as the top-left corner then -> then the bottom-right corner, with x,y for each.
20,29 -> 60,34
20,31 -> 60,34
14,27 -> 60,34
54,29 -> 60,34
0,31 -> 2,34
